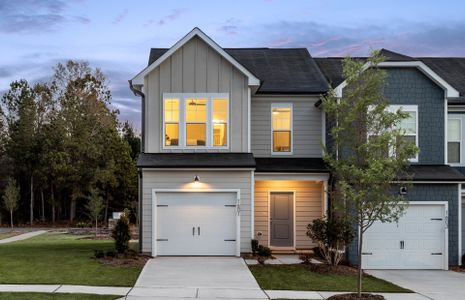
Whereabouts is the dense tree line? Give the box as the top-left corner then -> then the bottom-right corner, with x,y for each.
0,61 -> 139,225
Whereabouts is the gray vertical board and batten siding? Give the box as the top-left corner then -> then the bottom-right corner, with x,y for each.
141,170 -> 252,254
144,36 -> 249,153
251,96 -> 323,157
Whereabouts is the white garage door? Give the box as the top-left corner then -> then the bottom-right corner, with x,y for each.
362,203 -> 447,270
155,192 -> 238,256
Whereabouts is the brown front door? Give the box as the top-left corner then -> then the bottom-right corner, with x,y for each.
270,192 -> 294,247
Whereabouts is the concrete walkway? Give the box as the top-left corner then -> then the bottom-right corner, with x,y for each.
368,270 -> 465,300
127,257 -> 268,299
0,230 -> 47,244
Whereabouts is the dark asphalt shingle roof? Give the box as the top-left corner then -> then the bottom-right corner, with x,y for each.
255,158 -> 329,173
315,49 -> 465,98
147,48 -> 329,94
137,153 -> 256,168
403,165 -> 465,182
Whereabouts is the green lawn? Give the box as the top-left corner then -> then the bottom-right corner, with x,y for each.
249,265 -> 411,293
0,233 -> 143,286
0,293 -> 119,300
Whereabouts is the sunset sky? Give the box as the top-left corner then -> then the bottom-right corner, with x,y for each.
1,0 -> 464,128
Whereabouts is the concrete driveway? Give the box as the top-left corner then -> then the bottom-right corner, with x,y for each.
368,270 -> 465,300
127,257 -> 267,299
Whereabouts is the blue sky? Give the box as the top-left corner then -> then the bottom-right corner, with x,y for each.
1,0 -> 465,129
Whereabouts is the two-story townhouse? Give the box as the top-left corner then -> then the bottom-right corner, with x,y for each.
130,28 -> 465,270
316,50 -> 465,269
130,28 -> 330,257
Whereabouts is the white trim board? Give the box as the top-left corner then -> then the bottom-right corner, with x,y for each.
334,61 -> 460,98
254,172 -> 329,181
131,28 -> 260,87
151,188 -> 241,257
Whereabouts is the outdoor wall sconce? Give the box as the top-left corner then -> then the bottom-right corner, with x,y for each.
193,175 -> 200,183
399,186 -> 407,195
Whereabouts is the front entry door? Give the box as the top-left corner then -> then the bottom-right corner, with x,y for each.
270,192 -> 294,247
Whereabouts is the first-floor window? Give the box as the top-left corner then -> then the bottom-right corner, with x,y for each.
272,103 -> 292,154
448,118 -> 461,163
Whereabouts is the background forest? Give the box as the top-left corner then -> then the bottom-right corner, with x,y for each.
0,61 -> 140,226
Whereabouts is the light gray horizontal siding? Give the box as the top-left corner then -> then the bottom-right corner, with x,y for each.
251,96 -> 323,157
141,170 -> 252,254
144,36 -> 249,153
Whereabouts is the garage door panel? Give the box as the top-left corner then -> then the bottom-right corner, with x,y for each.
362,204 -> 446,270
155,192 -> 238,256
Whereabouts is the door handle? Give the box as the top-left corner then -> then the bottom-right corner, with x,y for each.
197,227 -> 200,236
400,241 -> 405,249
192,227 -> 195,236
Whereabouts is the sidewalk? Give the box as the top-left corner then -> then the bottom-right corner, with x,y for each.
0,284 -> 131,296
0,230 -> 47,244
0,284 -> 427,299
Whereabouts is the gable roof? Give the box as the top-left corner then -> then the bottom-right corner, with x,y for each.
148,47 -> 329,94
315,50 -> 464,98
131,28 -> 260,87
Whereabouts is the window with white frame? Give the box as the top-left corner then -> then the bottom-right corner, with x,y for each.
163,93 -> 229,149
388,105 -> 419,161
271,103 -> 293,154
448,118 -> 461,164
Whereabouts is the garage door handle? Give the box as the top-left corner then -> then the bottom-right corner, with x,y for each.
431,253 -> 442,255
198,227 -> 200,236
362,252 -> 372,255
192,227 -> 195,236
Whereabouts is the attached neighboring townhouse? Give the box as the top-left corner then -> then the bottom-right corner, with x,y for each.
129,28 -> 465,270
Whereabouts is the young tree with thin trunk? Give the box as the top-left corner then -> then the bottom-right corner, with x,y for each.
85,188 -> 105,237
321,51 -> 418,297
3,178 -> 19,228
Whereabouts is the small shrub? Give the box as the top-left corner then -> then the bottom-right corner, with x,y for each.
257,245 -> 272,257
106,250 -> 116,258
94,250 -> 104,259
307,217 -> 355,266
251,239 -> 259,256
76,221 -> 88,228
112,209 -> 131,254
299,253 -> 314,264
311,246 -> 324,259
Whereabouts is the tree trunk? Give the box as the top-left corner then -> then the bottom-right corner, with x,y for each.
10,209 -> 13,228
30,175 -> 34,225
357,228 -> 364,297
51,184 -> 56,224
70,197 -> 76,222
40,188 -> 45,222
95,219 -> 98,237
104,197 -> 109,224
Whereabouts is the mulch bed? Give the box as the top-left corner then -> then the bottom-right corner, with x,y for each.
327,293 -> 385,300
98,255 -> 150,267
450,266 -> 465,273
79,235 -> 111,240
305,263 -> 359,276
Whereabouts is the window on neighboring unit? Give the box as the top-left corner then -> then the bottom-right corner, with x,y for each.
389,105 -> 418,161
448,118 -> 461,164
212,98 -> 228,147
185,98 -> 207,146
164,98 -> 179,146
272,104 -> 292,154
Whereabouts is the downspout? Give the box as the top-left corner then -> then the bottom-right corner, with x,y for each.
129,80 -> 145,253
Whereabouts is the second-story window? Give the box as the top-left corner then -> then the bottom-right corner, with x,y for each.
163,93 -> 229,149
388,105 -> 418,162
186,98 -> 207,146
164,98 -> 179,146
272,103 -> 293,154
448,118 -> 461,164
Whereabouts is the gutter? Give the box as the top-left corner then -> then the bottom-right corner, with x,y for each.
128,80 -> 145,253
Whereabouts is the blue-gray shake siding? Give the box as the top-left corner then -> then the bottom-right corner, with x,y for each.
348,183 -> 460,266
384,68 -> 445,164
346,68 -> 461,265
